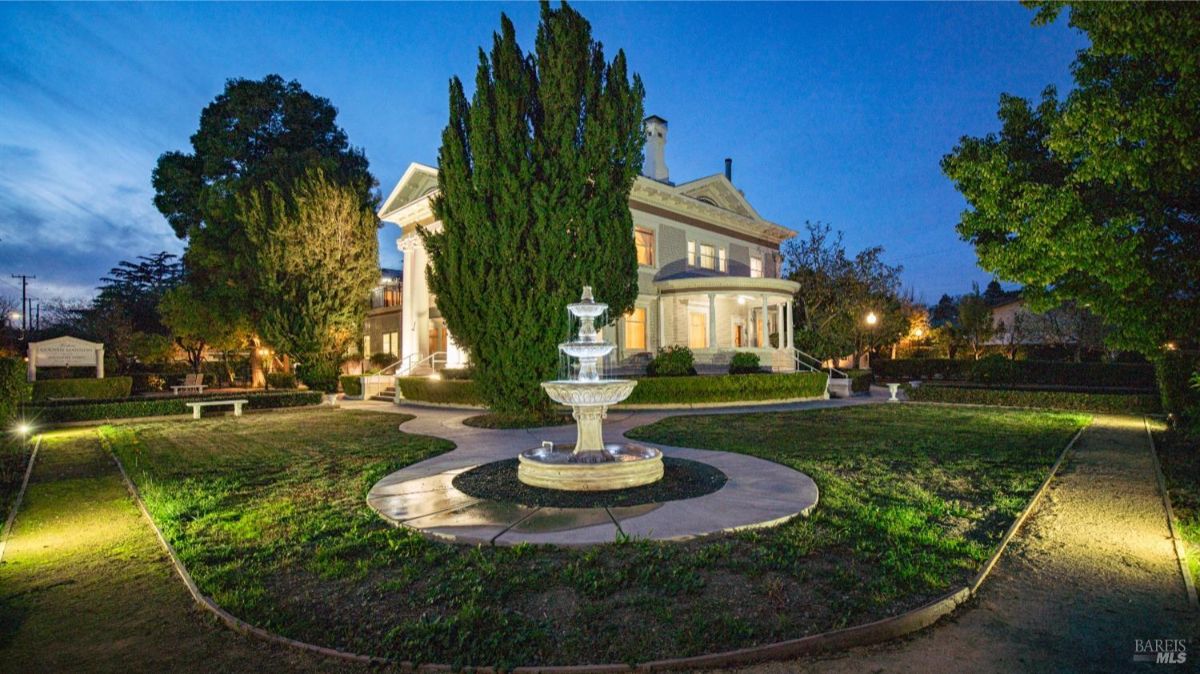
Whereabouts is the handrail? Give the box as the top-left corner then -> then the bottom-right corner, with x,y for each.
794,348 -> 848,379
390,351 -> 448,377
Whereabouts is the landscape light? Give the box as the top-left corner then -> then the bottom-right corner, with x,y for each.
15,422 -> 32,437
1164,342 -> 1177,351
865,312 -> 878,326
429,372 -> 442,381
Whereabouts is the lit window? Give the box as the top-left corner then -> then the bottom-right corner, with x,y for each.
624,307 -> 647,350
750,256 -> 763,278
687,240 -> 696,266
363,335 -> 371,357
634,228 -> 655,266
699,244 -> 716,270
718,248 -> 727,272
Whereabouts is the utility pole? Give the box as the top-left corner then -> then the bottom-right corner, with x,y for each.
11,274 -> 34,340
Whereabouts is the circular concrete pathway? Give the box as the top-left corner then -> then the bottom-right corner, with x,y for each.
349,393 -> 887,546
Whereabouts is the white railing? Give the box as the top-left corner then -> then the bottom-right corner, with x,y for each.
794,348 -> 848,379
390,351 -> 448,377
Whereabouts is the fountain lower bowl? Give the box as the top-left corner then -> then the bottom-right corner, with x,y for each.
518,443 -> 664,491
541,379 -> 636,407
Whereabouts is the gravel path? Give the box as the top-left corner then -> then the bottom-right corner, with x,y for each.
728,414 -> 1197,673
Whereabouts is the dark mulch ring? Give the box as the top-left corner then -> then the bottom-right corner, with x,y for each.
452,456 -> 728,508
461,412 -> 574,429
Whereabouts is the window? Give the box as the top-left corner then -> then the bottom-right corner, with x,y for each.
634,228 -> 655,266
750,255 -> 763,278
624,307 -> 647,350
718,248 -> 727,272
699,243 -> 716,270
687,240 -> 696,266
363,335 -> 371,357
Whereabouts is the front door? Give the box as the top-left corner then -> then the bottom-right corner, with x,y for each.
428,319 -> 447,355
688,311 -> 708,349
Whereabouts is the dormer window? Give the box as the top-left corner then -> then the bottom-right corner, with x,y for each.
750,255 -> 763,278
699,243 -> 716,270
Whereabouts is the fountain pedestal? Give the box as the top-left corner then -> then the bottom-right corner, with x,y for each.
517,287 -> 663,491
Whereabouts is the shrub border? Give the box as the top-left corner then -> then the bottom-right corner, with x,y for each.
101,410 -> 1087,672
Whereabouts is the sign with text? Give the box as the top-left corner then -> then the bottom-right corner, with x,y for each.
31,337 -> 102,367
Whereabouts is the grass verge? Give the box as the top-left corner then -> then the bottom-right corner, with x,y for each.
102,405 -> 1085,668
1152,426 -> 1200,590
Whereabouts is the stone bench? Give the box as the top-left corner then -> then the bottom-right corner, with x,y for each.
185,399 -> 249,420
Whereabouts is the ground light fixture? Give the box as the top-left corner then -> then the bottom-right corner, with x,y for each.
14,421 -> 32,438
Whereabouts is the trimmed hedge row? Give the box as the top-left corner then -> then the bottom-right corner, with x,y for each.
396,378 -> 483,406
22,391 -> 322,423
32,377 -> 132,402
340,376 -> 363,397
845,369 -> 873,394
873,358 -> 1156,389
622,372 -> 828,406
0,358 -> 31,423
906,384 -> 1160,414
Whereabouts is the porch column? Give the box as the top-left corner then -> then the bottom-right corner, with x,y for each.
784,302 -> 794,350
777,302 -> 786,350
761,295 -> 770,348
657,296 -> 666,350
707,293 -> 717,349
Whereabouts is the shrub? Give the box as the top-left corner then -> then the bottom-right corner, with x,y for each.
369,352 -> 397,371
622,372 -> 828,405
298,360 -> 338,393
646,346 -> 696,377
340,375 -> 363,397
846,369 -> 873,393
728,352 -> 761,375
906,384 -> 1160,414
266,372 -> 297,390
396,377 -> 483,406
968,354 -> 1016,385
0,358 -> 31,424
1155,352 -> 1200,421
31,377 -> 132,402
441,367 -> 474,381
22,391 -> 322,423
875,358 -> 1155,389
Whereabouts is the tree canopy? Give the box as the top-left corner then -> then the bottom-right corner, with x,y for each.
424,1 -> 646,414
942,2 -> 1200,355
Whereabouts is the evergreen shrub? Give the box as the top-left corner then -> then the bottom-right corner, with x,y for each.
396,377 -> 482,406
23,391 -> 321,423
647,346 -> 696,377
623,372 -> 828,405
340,376 -> 363,397
906,384 -> 1160,414
846,369 -> 874,393
31,377 -> 132,402
266,372 -> 298,390
728,352 -> 761,375
298,360 -> 338,393
0,358 -> 31,423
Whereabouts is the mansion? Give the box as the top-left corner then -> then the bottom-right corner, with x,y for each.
377,116 -> 801,374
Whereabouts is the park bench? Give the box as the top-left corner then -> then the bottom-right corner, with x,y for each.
172,373 -> 207,395
185,399 -> 248,420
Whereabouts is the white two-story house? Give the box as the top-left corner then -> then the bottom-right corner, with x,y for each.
378,116 -> 801,374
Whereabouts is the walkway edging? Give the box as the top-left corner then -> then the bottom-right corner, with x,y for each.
0,435 -> 40,564
1143,417 -> 1199,609
100,420 -> 1088,673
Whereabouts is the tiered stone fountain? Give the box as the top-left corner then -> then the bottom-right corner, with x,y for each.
517,286 -> 664,491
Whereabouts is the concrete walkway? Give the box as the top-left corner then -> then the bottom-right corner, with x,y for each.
728,415 -> 1198,673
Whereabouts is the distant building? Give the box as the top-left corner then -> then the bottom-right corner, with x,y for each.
362,267 -> 402,363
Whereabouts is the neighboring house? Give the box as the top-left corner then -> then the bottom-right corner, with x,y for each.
362,267 -> 403,364
987,297 -> 1035,347
377,116 -> 801,374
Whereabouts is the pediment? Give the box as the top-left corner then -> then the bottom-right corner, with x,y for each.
675,175 -> 762,220
378,163 -> 440,217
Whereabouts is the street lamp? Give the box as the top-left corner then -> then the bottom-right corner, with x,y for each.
865,311 -> 878,326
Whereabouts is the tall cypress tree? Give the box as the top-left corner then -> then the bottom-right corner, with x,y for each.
425,1 -> 645,415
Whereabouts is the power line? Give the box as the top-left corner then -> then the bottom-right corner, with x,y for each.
10,274 -> 34,340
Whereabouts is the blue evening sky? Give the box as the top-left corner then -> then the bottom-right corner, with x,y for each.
0,2 -> 1087,305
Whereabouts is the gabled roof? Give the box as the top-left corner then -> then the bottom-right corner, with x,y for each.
673,174 -> 762,220
378,163 -> 439,220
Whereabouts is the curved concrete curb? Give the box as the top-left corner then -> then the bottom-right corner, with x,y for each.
101,422 -> 1086,672
1142,417 -> 1199,610
0,435 -> 40,564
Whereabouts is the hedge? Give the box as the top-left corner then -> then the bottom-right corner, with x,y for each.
396,378 -> 483,406
873,358 -> 1155,389
0,358 -> 31,424
906,384 -> 1160,414
22,391 -> 322,423
340,376 -> 363,397
266,372 -> 297,390
622,372 -> 828,405
31,377 -> 132,402
845,369 -> 873,394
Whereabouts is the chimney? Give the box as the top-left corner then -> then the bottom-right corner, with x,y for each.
642,115 -> 669,182
724,158 -> 732,182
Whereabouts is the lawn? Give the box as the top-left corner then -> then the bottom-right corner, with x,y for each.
102,406 -> 1087,668
1152,424 -> 1200,590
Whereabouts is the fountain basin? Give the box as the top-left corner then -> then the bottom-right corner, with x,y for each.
518,443 -> 664,491
542,379 -> 636,407
558,341 -> 616,361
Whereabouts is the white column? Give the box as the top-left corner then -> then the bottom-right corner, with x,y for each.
96,347 -> 104,378
784,302 -> 794,350
706,293 -> 717,349
399,237 -> 419,365
657,296 -> 666,350
777,302 -> 786,350
760,295 -> 770,349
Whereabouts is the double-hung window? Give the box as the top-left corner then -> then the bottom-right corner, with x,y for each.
687,241 -> 697,266
634,228 -> 655,267
750,255 -> 763,278
699,243 -> 717,270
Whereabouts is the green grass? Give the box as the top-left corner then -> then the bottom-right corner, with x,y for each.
1152,424 -> 1200,590
96,405 -> 1086,668
0,430 -> 359,672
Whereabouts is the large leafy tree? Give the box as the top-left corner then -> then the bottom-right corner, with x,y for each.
159,283 -> 248,373
942,2 -> 1199,357
425,1 -> 645,414
239,169 -> 379,385
152,74 -> 376,384
783,222 -> 905,367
